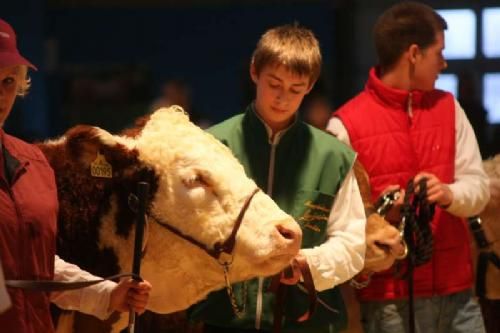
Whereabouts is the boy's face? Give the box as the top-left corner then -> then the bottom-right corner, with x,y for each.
412,31 -> 447,91
251,63 -> 312,134
0,66 -> 20,127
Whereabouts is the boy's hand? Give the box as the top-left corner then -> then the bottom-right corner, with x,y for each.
414,172 -> 453,208
379,185 -> 405,224
108,278 -> 152,314
280,254 -> 305,285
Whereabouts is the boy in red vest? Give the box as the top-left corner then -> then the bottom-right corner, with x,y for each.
328,2 -> 490,333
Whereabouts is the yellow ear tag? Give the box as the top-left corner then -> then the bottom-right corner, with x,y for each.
90,152 -> 112,178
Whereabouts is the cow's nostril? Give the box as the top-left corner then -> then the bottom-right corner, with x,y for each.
276,224 -> 296,240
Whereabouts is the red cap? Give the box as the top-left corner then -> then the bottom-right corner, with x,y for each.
0,18 -> 37,70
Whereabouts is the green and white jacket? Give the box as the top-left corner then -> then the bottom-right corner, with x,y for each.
190,104 -> 366,333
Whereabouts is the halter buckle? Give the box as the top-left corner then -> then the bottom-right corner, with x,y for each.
218,251 -> 234,267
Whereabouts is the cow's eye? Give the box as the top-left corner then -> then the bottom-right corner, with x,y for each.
183,174 -> 208,188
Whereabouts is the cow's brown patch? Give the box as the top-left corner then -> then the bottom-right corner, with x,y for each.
38,125 -> 158,276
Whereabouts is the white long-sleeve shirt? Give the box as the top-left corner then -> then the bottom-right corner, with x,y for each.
327,98 -> 490,218
50,255 -> 117,320
261,118 -> 366,292
300,167 -> 366,291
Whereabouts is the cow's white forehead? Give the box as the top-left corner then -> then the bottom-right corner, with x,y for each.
134,107 -> 245,174
138,107 -> 225,150
127,106 -> 259,256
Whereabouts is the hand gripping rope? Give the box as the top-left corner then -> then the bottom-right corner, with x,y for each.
399,177 -> 435,333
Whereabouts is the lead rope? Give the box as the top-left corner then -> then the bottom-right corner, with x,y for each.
269,257 -> 320,333
399,178 -> 434,271
399,177 -> 435,333
5,272 -> 142,291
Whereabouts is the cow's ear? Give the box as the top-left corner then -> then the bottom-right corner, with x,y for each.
121,115 -> 151,138
65,125 -> 138,171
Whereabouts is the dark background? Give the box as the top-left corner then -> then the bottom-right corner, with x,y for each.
3,0 -> 499,156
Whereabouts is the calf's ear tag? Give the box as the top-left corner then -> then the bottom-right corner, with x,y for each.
91,152 -> 113,178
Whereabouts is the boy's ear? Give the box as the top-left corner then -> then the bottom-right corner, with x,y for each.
250,62 -> 259,84
408,44 -> 420,64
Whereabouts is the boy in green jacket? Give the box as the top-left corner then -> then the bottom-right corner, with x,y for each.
190,23 -> 366,333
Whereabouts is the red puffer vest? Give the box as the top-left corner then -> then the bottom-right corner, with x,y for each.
0,130 -> 58,333
335,68 -> 473,300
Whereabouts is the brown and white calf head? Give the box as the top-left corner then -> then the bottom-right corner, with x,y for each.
351,160 -> 402,273
39,107 -> 301,315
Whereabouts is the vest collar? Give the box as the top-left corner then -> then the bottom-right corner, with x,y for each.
0,130 -> 26,185
247,102 -> 299,145
366,67 -> 427,109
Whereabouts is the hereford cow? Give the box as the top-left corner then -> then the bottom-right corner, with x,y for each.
38,107 -> 302,333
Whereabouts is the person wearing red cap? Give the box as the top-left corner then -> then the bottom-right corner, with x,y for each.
0,18 -> 152,332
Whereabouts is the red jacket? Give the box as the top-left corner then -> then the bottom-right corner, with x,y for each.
0,130 -> 58,333
335,68 -> 473,300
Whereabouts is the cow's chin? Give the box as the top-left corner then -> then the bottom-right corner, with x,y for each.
143,253 -> 296,315
236,253 -> 296,279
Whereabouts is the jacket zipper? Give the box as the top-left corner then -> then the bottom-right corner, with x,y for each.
10,163 -> 28,279
1,155 -> 28,274
407,92 -> 413,120
255,136 -> 279,329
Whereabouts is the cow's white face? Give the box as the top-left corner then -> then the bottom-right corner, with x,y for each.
43,106 -> 301,318
129,107 -> 302,312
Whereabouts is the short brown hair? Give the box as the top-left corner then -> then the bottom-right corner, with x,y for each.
251,23 -> 322,85
374,1 -> 447,70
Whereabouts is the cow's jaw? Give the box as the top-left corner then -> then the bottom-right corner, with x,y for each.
139,222 -> 226,313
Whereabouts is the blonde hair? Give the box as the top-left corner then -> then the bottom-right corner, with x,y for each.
251,24 -> 322,85
16,65 -> 31,96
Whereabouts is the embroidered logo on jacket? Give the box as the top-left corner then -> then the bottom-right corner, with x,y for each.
299,201 -> 329,232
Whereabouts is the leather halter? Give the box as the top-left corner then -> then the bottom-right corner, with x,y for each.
150,188 -> 260,264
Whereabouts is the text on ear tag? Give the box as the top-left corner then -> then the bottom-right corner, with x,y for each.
91,152 -> 112,178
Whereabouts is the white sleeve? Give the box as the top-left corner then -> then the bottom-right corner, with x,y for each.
327,105 -> 490,216
326,117 -> 352,147
50,255 -> 117,320
0,260 -> 11,314
299,166 -> 366,291
446,99 -> 490,217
